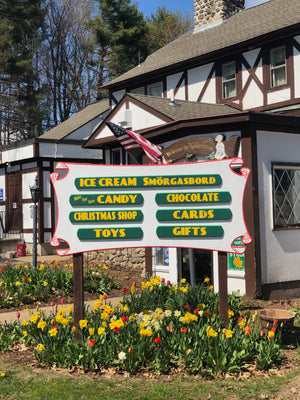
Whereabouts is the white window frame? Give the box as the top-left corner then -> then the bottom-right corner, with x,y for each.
222,61 -> 236,99
270,46 -> 287,88
154,247 -> 169,267
272,164 -> 300,229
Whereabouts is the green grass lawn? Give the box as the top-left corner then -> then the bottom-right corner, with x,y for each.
0,357 -> 299,400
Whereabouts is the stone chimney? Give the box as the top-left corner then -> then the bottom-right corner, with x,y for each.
194,0 -> 245,30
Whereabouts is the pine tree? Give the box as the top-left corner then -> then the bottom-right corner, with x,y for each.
0,0 -> 46,143
90,0 -> 148,91
145,6 -> 193,54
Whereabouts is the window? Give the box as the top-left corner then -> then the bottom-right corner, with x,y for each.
147,82 -> 163,97
270,46 -> 287,87
131,87 -> 145,95
222,61 -> 236,98
111,148 -> 122,165
154,248 -> 169,266
273,165 -> 300,228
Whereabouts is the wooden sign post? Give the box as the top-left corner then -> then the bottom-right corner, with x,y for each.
73,252 -> 84,338
218,251 -> 229,325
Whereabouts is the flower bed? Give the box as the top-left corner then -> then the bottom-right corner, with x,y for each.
0,276 -> 283,375
0,261 -> 118,308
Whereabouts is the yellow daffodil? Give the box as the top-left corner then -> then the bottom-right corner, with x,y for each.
98,327 -> 105,335
79,319 -> 88,329
89,328 -> 95,336
37,320 -> 47,330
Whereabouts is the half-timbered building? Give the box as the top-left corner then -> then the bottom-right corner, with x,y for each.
84,0 -> 300,299
0,100 -> 109,256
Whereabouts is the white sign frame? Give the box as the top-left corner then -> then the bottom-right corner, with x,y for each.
50,158 -> 251,256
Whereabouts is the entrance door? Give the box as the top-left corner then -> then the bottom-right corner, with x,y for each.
181,248 -> 213,284
6,172 -> 22,232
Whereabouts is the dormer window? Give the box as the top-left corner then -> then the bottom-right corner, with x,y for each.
131,87 -> 145,95
270,46 -> 287,87
147,82 -> 163,97
222,61 -> 236,99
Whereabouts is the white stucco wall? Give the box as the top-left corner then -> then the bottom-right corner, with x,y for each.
242,48 -> 264,109
267,88 -> 291,105
22,172 -> 37,200
67,116 -> 102,140
130,103 -> 167,130
167,73 -> 186,100
39,143 -> 102,160
294,35 -> 300,99
188,63 -> 216,103
43,171 -> 52,198
23,203 -> 34,230
2,144 -> 34,164
257,130 -> 300,285
0,169 -> 5,201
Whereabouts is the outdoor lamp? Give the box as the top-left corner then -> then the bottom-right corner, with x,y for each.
30,176 -> 41,204
30,176 -> 41,268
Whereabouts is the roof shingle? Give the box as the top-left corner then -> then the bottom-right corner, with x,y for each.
104,0 -> 299,88
127,93 -> 240,120
39,100 -> 109,140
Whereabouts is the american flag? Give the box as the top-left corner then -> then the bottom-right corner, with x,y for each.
105,121 -> 163,164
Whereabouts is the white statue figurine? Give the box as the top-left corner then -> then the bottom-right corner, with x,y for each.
214,134 -> 227,160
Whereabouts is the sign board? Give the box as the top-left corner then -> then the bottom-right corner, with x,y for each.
0,189 -> 3,201
50,158 -> 251,256
227,237 -> 245,272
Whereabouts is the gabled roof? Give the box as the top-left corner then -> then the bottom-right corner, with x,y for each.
84,93 -> 240,148
39,100 -> 109,141
127,93 -> 240,120
104,0 -> 300,89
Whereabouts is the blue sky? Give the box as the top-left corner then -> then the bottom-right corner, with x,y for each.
136,0 -> 194,17
136,0 -> 268,17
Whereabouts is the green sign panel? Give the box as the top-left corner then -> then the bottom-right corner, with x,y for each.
155,191 -> 231,205
69,210 -> 143,223
156,208 -> 232,222
77,227 -> 143,240
156,225 -> 223,238
75,174 -> 222,190
227,237 -> 245,271
69,193 -> 143,206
